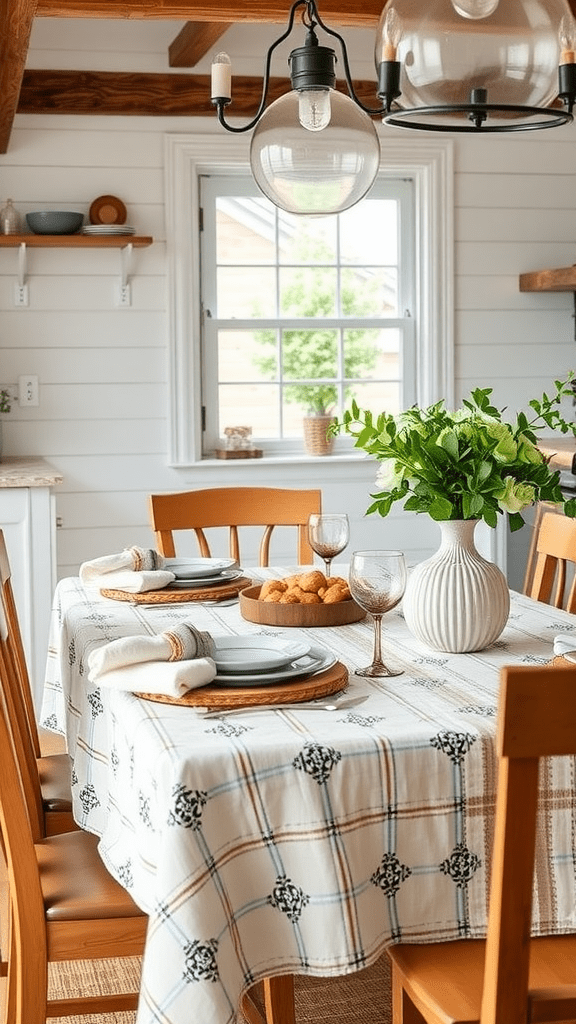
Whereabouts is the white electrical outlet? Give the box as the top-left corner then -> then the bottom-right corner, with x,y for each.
13,283 -> 29,307
18,375 -> 39,407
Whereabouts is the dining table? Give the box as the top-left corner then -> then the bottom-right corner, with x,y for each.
40,568 -> 576,1024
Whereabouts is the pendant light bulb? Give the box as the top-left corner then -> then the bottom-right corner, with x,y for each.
560,13 -> 576,62
381,6 -> 402,59
298,87 -> 332,131
211,51 -> 232,100
450,0 -> 499,19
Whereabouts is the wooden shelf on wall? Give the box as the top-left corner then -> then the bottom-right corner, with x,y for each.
0,234 -> 152,248
519,266 -> 576,292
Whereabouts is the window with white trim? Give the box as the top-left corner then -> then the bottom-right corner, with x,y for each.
199,175 -> 416,457
164,134 -> 454,467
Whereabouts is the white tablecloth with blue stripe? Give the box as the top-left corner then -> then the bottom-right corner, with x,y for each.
41,573 -> 576,1024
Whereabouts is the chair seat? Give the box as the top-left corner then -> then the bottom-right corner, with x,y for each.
388,934 -> 576,1024
37,829 -> 147,922
37,752 -> 73,811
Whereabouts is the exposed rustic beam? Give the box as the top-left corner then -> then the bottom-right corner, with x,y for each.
169,21 -> 231,67
34,0 -> 383,26
17,69 -> 381,116
0,0 -> 38,154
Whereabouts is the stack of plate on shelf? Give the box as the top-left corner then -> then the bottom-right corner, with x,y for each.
210,635 -> 336,687
83,224 -> 136,236
165,557 -> 244,590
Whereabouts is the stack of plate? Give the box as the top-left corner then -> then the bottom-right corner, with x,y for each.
211,635 -> 336,687
83,224 -> 136,236
164,557 -> 244,590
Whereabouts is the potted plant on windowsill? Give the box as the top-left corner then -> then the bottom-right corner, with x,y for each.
302,385 -> 338,457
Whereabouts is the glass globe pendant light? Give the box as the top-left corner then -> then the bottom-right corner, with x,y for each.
211,0 -> 383,215
375,0 -> 576,131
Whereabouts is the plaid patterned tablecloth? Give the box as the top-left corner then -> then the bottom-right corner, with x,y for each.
41,575 -> 576,1024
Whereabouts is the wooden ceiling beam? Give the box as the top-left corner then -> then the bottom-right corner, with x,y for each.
34,0 -> 383,26
0,0 -> 38,154
17,69 -> 381,116
169,21 -> 232,67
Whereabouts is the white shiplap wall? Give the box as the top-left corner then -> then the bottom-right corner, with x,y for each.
0,19 -> 575,586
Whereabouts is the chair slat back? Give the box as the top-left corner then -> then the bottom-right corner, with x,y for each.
149,487 -> 322,565
0,645 -> 47,983
527,511 -> 576,611
480,663 -> 576,1024
0,532 -> 45,840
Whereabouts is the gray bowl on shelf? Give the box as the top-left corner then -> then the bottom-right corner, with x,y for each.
26,211 -> 84,235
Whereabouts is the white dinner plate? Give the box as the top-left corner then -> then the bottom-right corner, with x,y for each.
214,645 -> 336,687
166,569 -> 243,589
212,636 -> 311,673
164,557 -> 237,580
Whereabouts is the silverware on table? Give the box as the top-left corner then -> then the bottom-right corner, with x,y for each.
200,694 -> 368,718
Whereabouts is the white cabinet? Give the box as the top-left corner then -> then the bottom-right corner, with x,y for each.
0,459 -> 62,712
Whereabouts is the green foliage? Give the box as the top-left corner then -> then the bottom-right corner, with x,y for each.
251,229 -> 380,415
0,389 -> 11,414
333,374 -> 576,531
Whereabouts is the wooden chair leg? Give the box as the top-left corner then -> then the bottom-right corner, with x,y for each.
391,964 -> 427,1024
263,975 -> 295,1024
241,975 -> 296,1024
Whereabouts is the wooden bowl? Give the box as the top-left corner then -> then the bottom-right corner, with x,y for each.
239,585 -> 366,627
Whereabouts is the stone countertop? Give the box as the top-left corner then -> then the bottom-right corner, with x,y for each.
0,457 -> 63,488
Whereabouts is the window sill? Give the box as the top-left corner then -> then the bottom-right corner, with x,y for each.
173,450 -> 370,469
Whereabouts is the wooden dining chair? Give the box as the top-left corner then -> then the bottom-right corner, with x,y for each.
149,487 -> 322,565
387,662 -> 576,1024
525,509 -> 576,611
0,529 -> 74,835
0,655 -> 149,1024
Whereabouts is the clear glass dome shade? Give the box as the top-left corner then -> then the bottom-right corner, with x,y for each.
250,90 -> 381,215
376,0 -> 574,129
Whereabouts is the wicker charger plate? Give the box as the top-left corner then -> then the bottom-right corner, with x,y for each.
101,576 -> 252,604
136,658 -> 348,708
240,584 -> 366,627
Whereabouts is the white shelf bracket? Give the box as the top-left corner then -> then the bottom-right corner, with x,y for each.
14,243 -> 29,306
18,242 -> 27,288
118,242 -> 134,307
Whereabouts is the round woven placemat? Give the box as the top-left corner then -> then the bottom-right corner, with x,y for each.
101,576 -> 252,604
136,659 -> 348,708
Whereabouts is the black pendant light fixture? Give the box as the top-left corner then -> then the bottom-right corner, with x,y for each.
211,0 -> 385,216
376,0 -> 576,132
211,0 -> 576,215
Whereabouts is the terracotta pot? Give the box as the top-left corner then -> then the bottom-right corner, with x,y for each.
303,414 -> 335,456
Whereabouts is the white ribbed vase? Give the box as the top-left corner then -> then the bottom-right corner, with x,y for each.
403,519 -> 510,653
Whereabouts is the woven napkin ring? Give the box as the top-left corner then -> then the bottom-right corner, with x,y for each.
165,624 -> 214,661
129,546 -> 162,572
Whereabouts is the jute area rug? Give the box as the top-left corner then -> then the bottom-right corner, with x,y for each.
11,950 -> 392,1024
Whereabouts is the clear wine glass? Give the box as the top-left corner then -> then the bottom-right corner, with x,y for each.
308,513 -> 350,578
349,550 -> 407,677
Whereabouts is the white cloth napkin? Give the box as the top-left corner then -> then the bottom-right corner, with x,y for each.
80,546 -> 175,593
553,634 -> 576,657
88,622 -> 217,696
88,622 -> 215,679
94,659 -> 217,697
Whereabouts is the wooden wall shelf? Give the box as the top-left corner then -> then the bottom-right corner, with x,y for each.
0,234 -> 152,248
0,234 -> 153,306
519,266 -> 576,292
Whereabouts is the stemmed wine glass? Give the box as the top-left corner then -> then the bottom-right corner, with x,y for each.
349,550 -> 407,677
308,513 -> 350,578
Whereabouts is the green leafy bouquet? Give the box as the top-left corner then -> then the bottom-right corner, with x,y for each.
334,375 -> 576,532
